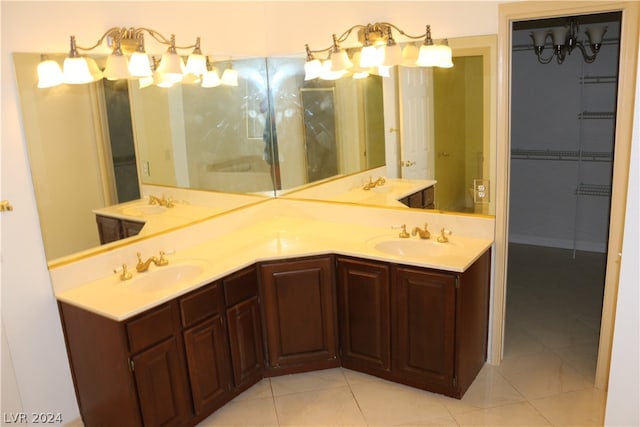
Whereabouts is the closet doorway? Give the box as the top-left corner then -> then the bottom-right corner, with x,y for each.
495,2 -> 639,391
506,12 -> 620,384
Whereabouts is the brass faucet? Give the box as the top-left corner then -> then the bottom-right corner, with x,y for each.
136,251 -> 171,272
363,176 -> 386,190
437,228 -> 452,243
412,223 -> 431,239
148,195 -> 175,207
114,264 -> 132,281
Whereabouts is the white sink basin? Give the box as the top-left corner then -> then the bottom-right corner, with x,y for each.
127,261 -> 209,292
120,204 -> 167,217
373,239 -> 452,258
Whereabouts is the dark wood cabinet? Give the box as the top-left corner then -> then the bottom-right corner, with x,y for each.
132,335 -> 192,427
337,250 -> 491,399
59,301 -> 191,427
60,249 -> 490,425
222,266 -> 264,392
336,257 -> 391,375
96,214 -> 144,244
399,186 -> 435,209
260,256 -> 339,374
183,315 -> 232,416
392,266 -> 456,392
180,282 -> 232,417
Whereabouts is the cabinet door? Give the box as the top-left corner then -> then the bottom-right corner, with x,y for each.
96,215 -> 122,244
393,266 -> 456,389
122,219 -> 144,238
183,314 -> 232,415
337,258 -> 391,373
260,257 -> 338,370
132,337 -> 192,427
227,296 -> 264,389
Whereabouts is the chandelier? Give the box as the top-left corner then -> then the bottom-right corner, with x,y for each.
304,22 -> 453,81
36,27 -> 238,89
530,17 -> 607,64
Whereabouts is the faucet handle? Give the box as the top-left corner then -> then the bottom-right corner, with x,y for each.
437,228 -> 452,243
114,264 -> 132,281
398,224 -> 411,239
155,251 -> 175,266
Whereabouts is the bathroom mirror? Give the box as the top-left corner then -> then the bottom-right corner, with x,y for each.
13,34 -> 495,264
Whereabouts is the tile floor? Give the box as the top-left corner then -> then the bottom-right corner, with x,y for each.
199,243 -> 607,426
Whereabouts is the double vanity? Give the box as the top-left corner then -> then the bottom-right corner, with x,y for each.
53,178 -> 493,427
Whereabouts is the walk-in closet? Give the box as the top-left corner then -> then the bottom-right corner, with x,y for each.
506,12 -> 621,384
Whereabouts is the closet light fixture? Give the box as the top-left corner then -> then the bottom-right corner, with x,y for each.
304,22 -> 453,81
531,17 -> 607,64
37,27 -> 233,89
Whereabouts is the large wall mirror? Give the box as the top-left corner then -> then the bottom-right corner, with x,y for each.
13,34 -> 495,264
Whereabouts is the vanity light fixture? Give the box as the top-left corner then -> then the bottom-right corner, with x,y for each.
36,54 -> 64,88
530,17 -> 607,64
37,27 -> 231,89
304,23 -> 453,81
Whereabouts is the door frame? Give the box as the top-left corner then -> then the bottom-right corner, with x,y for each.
494,1 -> 639,390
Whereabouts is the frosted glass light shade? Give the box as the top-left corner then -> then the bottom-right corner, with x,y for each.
221,68 -> 238,86
436,44 -> 453,68
360,45 -> 380,68
329,49 -> 352,72
185,53 -> 208,76
63,57 -> 94,84
531,29 -> 549,48
320,60 -> 346,80
157,52 -> 184,82
37,59 -> 64,88
104,53 -> 129,80
401,44 -> 420,67
551,26 -> 568,46
416,44 -> 439,67
129,52 -> 152,78
586,25 -> 607,45
381,43 -> 402,67
304,58 -> 323,80
201,68 -> 221,88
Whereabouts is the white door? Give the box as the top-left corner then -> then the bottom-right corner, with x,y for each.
398,67 -> 434,180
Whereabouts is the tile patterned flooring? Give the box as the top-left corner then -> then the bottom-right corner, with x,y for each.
199,244 -> 607,426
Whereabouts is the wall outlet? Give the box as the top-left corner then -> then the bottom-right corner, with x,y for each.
473,179 -> 489,203
142,161 -> 150,176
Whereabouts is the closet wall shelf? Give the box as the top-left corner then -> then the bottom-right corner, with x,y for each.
580,75 -> 617,84
575,183 -> 611,197
578,111 -> 616,120
511,149 -> 613,162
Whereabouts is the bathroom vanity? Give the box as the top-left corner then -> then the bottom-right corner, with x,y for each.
55,201 -> 492,426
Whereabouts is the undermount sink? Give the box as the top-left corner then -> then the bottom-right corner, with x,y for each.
120,204 -> 167,217
373,239 -> 452,258
127,260 -> 210,292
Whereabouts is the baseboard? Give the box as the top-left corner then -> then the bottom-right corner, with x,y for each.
508,234 -> 607,253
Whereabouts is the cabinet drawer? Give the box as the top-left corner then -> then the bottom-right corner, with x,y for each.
223,266 -> 257,307
126,303 -> 176,353
180,282 -> 224,328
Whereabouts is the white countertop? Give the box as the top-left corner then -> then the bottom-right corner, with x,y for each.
56,213 -> 492,322
284,178 -> 437,208
92,198 -> 226,236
